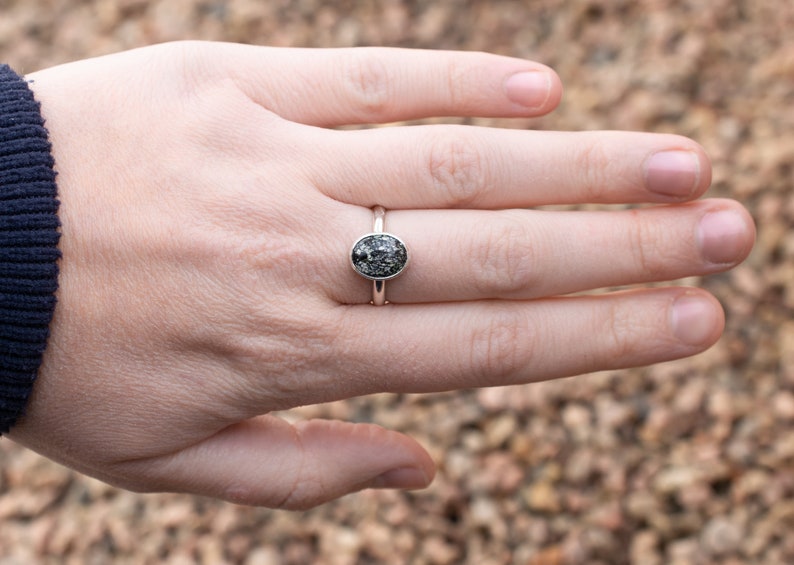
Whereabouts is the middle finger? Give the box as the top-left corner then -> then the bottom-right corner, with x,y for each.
309,127 -> 711,209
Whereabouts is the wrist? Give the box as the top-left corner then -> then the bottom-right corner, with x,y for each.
0,64 -> 61,434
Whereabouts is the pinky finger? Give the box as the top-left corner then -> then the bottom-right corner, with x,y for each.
334,288 -> 725,397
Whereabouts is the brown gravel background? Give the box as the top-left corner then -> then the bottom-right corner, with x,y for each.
1,1 -> 793,564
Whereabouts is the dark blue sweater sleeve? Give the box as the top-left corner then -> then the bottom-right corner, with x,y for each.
0,64 -> 61,434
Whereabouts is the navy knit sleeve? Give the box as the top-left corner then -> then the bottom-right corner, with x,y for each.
0,65 -> 61,434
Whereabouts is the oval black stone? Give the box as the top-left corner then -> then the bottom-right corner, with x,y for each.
351,233 -> 408,280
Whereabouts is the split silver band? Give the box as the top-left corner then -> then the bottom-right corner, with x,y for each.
350,206 -> 409,306
371,206 -> 387,306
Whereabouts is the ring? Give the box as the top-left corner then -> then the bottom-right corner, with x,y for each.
350,206 -> 409,305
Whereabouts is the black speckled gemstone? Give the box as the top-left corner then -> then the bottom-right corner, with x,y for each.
351,233 -> 408,280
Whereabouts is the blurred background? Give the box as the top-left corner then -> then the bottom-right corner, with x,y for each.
1,1 -> 792,564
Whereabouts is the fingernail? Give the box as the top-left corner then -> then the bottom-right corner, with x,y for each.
644,151 -> 700,197
670,294 -> 719,346
370,467 -> 430,490
503,71 -> 551,109
698,209 -> 749,265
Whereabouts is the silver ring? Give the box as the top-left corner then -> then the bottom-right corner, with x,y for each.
350,206 -> 409,305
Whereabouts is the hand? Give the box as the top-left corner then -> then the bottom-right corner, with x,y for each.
10,42 -> 754,509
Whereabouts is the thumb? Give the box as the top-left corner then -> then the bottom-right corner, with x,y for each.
127,415 -> 435,510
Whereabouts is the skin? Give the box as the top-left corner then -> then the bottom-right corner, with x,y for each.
7,42 -> 754,510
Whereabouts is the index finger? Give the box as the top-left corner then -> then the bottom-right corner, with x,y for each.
214,44 -> 563,126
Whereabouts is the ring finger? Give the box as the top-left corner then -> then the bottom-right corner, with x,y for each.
330,199 -> 754,304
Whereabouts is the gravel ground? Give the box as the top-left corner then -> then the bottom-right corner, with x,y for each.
1,1 -> 793,564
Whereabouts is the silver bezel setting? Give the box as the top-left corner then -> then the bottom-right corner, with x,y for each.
350,232 -> 410,281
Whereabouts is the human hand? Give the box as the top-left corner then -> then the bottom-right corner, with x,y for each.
10,42 -> 754,509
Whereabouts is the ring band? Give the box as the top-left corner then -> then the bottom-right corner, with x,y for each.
350,206 -> 409,305
371,206 -> 387,306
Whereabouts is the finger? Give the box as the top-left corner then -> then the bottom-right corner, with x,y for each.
307,127 -> 711,209
330,199 -> 754,304
323,288 -> 724,400
214,44 -> 562,126
124,416 -> 434,510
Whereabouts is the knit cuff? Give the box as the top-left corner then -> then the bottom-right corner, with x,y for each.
0,65 -> 61,434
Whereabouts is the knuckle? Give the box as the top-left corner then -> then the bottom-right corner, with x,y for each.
274,468 -> 324,512
426,130 -> 487,207
341,50 -> 392,118
443,53 -> 493,113
467,308 -> 530,385
602,301 -> 637,361
575,138 -> 613,201
470,214 -> 536,296
627,210 -> 668,278
443,56 -> 467,109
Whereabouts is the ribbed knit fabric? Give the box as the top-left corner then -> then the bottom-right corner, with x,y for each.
0,65 -> 60,434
